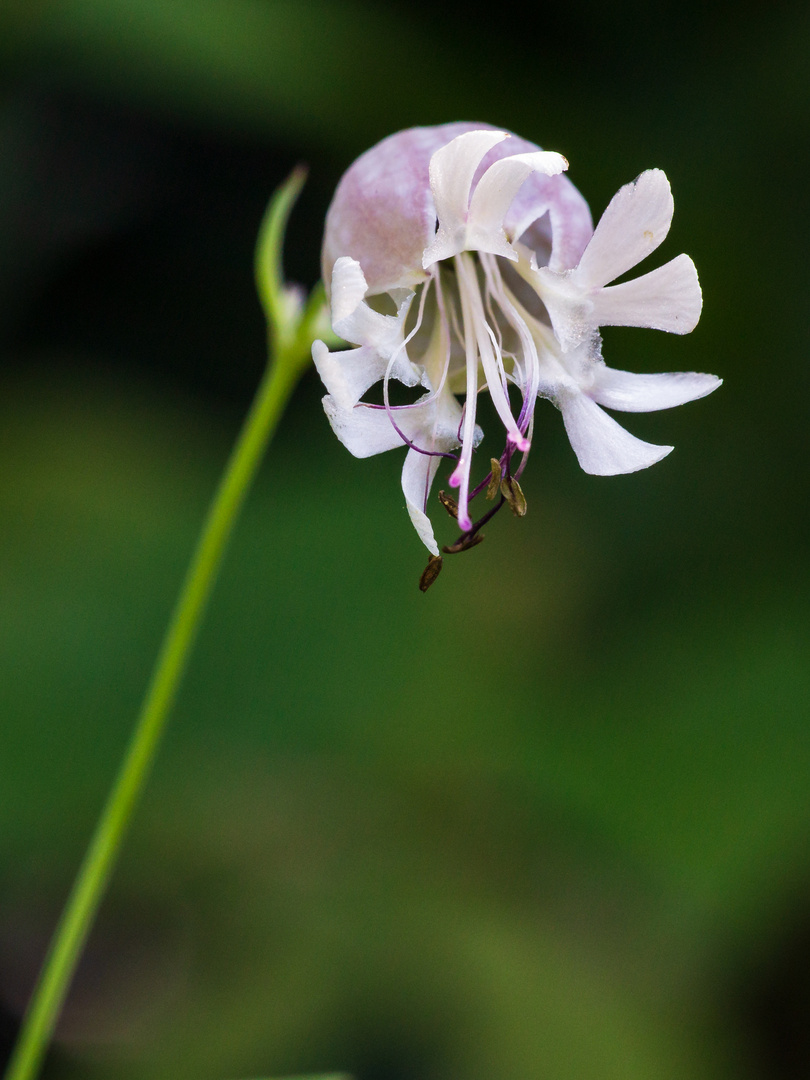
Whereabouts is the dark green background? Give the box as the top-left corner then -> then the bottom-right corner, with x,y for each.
1,2 -> 808,1078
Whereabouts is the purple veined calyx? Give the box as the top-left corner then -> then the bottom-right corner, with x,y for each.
312,123 -> 720,589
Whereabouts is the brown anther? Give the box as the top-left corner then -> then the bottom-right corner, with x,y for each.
486,458 -> 502,501
442,531 -> 485,555
418,554 -> 443,592
500,475 -> 528,517
437,489 -> 459,519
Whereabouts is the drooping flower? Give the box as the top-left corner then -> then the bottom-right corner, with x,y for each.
312,123 -> 720,580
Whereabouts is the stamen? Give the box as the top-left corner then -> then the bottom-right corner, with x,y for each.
496,255 -> 568,409
373,272 -> 458,462
486,457 -> 502,500
442,493 -> 507,553
363,266 -> 453,411
429,265 -> 456,399
479,252 -> 542,438
513,416 -> 534,481
437,490 -> 459,518
382,272 -> 432,419
500,473 -> 528,516
418,554 -> 443,591
442,532 -> 486,555
436,260 -> 465,350
449,262 -> 481,530
455,252 -> 529,454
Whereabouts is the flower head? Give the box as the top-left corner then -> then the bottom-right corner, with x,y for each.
313,123 -> 720,582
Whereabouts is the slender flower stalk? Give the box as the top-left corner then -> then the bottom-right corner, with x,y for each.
312,123 -> 721,586
3,169 -> 323,1080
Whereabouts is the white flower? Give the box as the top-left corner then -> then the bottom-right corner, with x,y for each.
313,123 -> 720,568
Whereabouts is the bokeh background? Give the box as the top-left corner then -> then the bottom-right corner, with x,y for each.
1,2 -> 809,1078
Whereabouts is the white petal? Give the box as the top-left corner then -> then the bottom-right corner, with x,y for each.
576,170 -> 674,288
508,172 -> 593,274
322,123 -> 592,295
402,447 -> 442,555
324,382 -> 463,461
322,398 -> 405,458
322,123 -> 496,296
559,391 -> 673,474
466,151 -> 568,259
331,256 -> 370,326
534,265 -> 593,352
312,340 -> 387,410
330,257 -> 415,352
422,129 -> 510,266
589,366 -> 722,413
590,254 -> 703,333
324,257 -> 422,401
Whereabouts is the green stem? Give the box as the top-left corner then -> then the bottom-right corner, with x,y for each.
4,348 -> 306,1080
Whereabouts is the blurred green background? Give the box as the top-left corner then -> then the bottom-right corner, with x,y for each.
1,2 -> 809,1078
